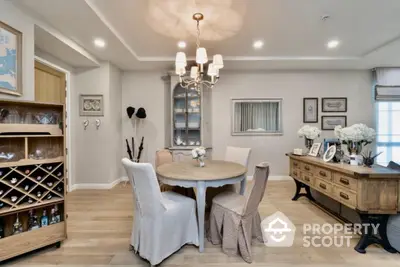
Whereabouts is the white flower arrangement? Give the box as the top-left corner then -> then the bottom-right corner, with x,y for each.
192,146 -> 206,159
334,124 -> 376,143
297,125 -> 321,140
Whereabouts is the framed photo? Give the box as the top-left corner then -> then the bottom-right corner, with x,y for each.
322,98 -> 347,112
0,21 -> 22,96
323,145 -> 337,162
79,94 -> 104,116
308,142 -> 321,157
303,98 -> 318,123
321,116 -> 347,130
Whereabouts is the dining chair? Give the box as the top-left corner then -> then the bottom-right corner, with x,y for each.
224,146 -> 251,193
122,158 -> 199,266
155,149 -> 174,192
208,162 -> 270,263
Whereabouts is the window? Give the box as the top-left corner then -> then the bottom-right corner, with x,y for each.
231,98 -> 283,135
376,102 -> 400,166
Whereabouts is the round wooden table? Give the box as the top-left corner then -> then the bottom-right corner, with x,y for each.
156,160 -> 247,252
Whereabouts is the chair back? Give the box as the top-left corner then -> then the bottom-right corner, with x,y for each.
122,158 -> 165,217
243,162 -> 270,215
224,146 -> 251,167
155,149 -> 173,167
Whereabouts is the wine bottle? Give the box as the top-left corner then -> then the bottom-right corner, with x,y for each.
49,208 -> 57,225
41,210 -> 48,227
54,204 -> 61,223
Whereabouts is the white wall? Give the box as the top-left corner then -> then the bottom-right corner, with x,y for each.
73,63 -> 123,184
121,70 -> 373,176
212,70 -> 373,175
121,71 -> 166,166
0,0 -> 35,101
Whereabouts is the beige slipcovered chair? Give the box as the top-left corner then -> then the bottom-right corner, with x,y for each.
206,146 -> 251,207
208,162 -> 270,263
122,158 -> 199,266
155,149 -> 174,192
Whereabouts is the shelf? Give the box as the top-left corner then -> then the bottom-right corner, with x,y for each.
0,124 -> 62,136
0,197 -> 64,216
0,99 -> 64,108
0,157 -> 64,168
0,222 -> 65,261
0,135 -> 63,138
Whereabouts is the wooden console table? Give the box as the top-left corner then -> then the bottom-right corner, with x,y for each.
286,153 -> 400,254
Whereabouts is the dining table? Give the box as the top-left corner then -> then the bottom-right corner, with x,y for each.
156,159 -> 247,252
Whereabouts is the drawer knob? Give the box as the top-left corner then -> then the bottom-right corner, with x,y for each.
293,162 -> 298,166
293,171 -> 298,176
339,177 -> 349,185
339,192 -> 349,200
305,166 -> 310,171
319,183 -> 326,190
319,171 -> 327,177
304,176 -> 310,182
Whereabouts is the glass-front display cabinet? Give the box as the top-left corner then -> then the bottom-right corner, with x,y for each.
163,74 -> 212,161
173,84 -> 202,147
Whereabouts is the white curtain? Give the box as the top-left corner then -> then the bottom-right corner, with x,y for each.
234,102 -> 279,132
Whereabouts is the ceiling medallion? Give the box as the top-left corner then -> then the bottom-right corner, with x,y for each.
175,13 -> 223,90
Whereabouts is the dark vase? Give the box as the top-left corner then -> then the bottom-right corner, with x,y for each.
305,138 -> 314,150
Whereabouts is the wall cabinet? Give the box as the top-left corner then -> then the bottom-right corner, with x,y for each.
164,75 -> 212,160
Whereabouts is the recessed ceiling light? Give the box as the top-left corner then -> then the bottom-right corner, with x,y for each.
327,40 -> 340,49
253,40 -> 264,49
177,41 -> 186,49
93,38 -> 106,48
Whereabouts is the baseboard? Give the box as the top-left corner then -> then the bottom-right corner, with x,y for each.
70,175 -> 290,191
247,175 -> 291,181
70,176 -> 129,191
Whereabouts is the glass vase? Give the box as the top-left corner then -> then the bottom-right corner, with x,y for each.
305,138 -> 314,151
198,157 -> 205,167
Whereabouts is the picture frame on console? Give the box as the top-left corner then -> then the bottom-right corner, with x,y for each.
321,116 -> 347,130
308,142 -> 321,157
322,97 -> 347,112
303,98 -> 318,123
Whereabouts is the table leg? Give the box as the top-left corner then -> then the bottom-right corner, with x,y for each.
240,176 -> 246,195
196,181 -> 206,252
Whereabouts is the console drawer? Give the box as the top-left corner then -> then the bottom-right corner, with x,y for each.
302,163 -> 315,173
292,160 -> 301,170
315,167 -> 332,181
291,168 -> 301,179
315,177 -> 333,195
333,185 -> 357,208
333,173 -> 357,191
301,172 -> 314,186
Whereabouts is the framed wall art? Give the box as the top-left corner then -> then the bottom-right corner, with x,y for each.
303,98 -> 318,123
321,116 -> 347,130
0,21 -> 22,96
322,97 -> 347,112
79,94 -> 104,116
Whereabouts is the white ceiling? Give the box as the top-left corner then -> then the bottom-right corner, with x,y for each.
12,0 -> 400,70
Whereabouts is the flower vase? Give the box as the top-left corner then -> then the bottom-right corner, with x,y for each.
305,138 -> 314,152
198,157 -> 205,167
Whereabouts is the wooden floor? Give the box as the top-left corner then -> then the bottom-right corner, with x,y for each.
5,180 -> 400,266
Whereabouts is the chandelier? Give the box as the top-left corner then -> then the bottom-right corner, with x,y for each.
175,13 -> 224,90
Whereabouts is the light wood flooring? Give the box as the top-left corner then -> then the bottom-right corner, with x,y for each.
5,180 -> 400,266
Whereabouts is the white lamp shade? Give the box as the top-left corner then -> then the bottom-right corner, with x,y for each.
213,54 -> 224,69
175,66 -> 185,75
196,48 -> 208,64
190,66 -> 199,79
207,63 -> 217,77
175,52 -> 187,66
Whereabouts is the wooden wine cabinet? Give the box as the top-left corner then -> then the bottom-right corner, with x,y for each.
0,99 -> 66,262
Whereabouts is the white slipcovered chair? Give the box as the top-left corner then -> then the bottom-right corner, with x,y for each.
208,162 -> 270,263
122,158 -> 199,266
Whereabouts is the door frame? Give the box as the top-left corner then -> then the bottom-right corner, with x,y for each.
34,56 -> 72,192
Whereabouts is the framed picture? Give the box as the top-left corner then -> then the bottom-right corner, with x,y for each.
303,98 -> 318,123
308,142 -> 322,157
79,94 -> 104,116
322,98 -> 347,112
321,116 -> 347,130
0,21 -> 22,96
323,145 -> 337,162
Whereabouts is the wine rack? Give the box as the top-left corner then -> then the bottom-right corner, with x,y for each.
0,99 -> 66,262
